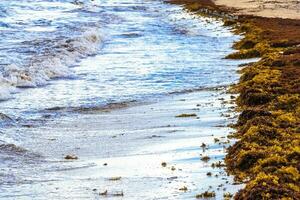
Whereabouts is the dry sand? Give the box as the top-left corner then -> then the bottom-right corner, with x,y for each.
214,0 -> 300,19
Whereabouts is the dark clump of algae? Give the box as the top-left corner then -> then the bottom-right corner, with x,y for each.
225,18 -> 300,199
167,0 -> 300,199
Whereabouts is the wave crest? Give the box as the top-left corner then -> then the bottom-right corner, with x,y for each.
0,28 -> 104,101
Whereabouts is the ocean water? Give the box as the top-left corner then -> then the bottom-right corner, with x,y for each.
0,0 -> 242,118
0,0 -> 248,199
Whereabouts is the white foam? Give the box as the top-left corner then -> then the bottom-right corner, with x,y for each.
0,28 -> 104,100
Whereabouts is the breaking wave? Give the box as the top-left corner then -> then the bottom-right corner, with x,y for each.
0,28 -> 104,101
0,142 -> 42,162
0,143 -> 28,155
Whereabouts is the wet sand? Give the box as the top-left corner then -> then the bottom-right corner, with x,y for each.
1,89 -> 243,199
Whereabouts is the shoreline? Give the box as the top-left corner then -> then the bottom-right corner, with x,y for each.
1,89 -> 243,199
1,2 -> 248,199
1,0 -> 299,199
167,0 -> 300,199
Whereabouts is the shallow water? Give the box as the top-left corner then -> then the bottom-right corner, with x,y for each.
0,0 -> 243,119
0,0 -> 249,199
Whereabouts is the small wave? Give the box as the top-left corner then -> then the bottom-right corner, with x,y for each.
0,28 -> 104,100
120,32 -> 143,38
0,143 -> 28,155
0,7 -> 9,17
169,85 -> 228,95
0,112 -> 13,121
0,22 -> 9,28
43,100 -> 139,114
0,112 -> 15,127
0,143 -> 42,162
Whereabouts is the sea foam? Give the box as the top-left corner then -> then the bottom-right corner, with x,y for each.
0,28 -> 104,101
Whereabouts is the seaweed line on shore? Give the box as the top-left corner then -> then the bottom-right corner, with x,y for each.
167,0 -> 300,199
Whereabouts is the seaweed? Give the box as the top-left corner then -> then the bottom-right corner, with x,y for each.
196,191 -> 216,198
175,113 -> 197,118
224,16 -> 300,200
64,154 -> 78,160
167,0 -> 300,198
201,155 -> 210,162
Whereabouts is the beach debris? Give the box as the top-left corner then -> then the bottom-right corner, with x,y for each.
206,172 -> 212,176
108,176 -> 122,181
200,143 -> 207,148
103,163 -> 108,166
171,166 -> 176,171
223,192 -> 233,199
179,186 -> 188,191
99,190 -> 108,196
214,138 -> 220,143
167,176 -> 178,181
196,191 -> 216,198
200,155 -> 210,162
147,134 -> 163,139
211,161 -> 226,168
99,190 -> 124,197
22,124 -> 34,128
175,113 -> 197,118
64,154 -> 78,160
113,191 -> 124,197
161,162 -> 167,167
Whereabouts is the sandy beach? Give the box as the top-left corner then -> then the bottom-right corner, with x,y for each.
214,0 -> 300,19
